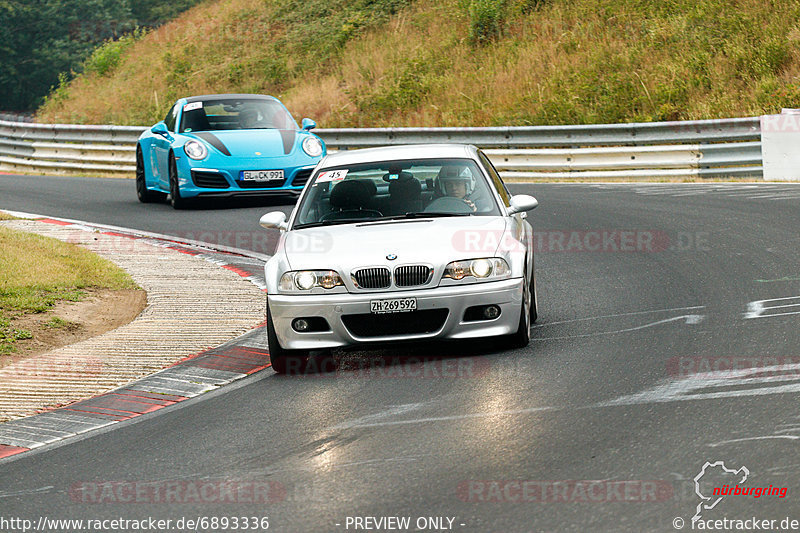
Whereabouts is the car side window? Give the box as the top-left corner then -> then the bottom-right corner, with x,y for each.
478,150 -> 511,207
164,104 -> 178,132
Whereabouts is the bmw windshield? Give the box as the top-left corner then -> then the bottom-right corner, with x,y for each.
293,158 -> 502,229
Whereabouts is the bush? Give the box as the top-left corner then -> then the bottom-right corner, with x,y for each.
83,28 -> 146,76
467,0 -> 505,45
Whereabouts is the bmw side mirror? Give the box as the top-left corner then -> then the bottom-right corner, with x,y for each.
260,211 -> 288,231
507,194 -> 538,215
151,122 -> 170,136
301,118 -> 317,131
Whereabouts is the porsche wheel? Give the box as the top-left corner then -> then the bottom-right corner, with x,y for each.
266,302 -> 309,375
168,155 -> 189,209
136,146 -> 164,203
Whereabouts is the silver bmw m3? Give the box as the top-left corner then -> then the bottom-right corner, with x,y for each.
259,144 -> 539,374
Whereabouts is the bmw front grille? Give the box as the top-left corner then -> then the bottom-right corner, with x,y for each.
394,265 -> 432,287
353,267 -> 391,289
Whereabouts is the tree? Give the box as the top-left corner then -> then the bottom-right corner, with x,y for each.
0,0 -> 199,111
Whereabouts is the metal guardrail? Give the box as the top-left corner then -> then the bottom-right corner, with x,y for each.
0,117 -> 763,180
0,112 -> 33,123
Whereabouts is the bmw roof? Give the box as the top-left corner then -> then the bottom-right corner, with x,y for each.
318,144 -> 479,167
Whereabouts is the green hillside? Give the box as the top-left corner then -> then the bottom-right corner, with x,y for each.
36,0 -> 800,127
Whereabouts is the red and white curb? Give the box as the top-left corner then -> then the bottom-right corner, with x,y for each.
0,328 -> 270,459
0,213 -> 272,460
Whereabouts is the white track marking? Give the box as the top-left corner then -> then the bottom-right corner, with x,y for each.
329,406 -> 554,430
533,305 -> 706,328
331,403 -> 426,430
532,314 -> 705,341
707,436 -> 800,447
744,296 -> 800,319
0,486 -> 55,499
600,361 -> 800,406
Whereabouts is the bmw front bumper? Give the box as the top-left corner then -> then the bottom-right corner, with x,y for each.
268,278 -> 525,350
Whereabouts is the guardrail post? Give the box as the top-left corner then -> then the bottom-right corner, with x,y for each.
760,109 -> 800,181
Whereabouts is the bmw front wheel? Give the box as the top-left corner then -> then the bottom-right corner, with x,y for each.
507,276 -> 531,348
266,303 -> 310,375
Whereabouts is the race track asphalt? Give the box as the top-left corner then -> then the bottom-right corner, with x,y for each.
1,175 -> 799,532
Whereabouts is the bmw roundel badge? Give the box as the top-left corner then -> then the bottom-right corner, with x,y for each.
386,254 -> 397,261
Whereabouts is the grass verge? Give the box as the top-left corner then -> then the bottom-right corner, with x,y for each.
0,225 -> 138,354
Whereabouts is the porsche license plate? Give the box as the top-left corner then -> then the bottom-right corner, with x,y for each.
241,169 -> 284,181
370,298 -> 417,314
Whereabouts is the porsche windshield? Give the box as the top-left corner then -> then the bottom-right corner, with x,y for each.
179,98 -> 296,133
293,158 -> 501,228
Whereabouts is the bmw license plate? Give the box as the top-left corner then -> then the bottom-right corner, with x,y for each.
241,169 -> 284,181
370,298 -> 417,314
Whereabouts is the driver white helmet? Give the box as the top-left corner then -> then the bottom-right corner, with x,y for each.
438,165 -> 475,196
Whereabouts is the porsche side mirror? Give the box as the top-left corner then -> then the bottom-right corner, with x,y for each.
507,194 -> 538,215
301,118 -> 317,131
260,211 -> 288,231
150,122 -> 170,136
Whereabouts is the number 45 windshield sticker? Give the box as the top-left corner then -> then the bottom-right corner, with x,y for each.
316,170 -> 348,183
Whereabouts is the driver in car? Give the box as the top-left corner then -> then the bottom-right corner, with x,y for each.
438,165 -> 477,212
239,108 -> 263,129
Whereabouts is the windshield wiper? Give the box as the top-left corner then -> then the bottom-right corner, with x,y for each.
383,212 -> 473,220
293,217 -> 381,229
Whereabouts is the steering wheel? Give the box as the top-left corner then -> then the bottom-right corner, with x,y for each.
319,209 -> 383,222
424,196 -> 475,214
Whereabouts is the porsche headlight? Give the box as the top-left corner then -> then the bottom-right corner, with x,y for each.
184,140 -> 208,160
442,258 -> 510,281
302,136 -> 323,157
279,270 -> 343,292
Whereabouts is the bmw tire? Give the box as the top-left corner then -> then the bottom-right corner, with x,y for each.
266,302 -> 310,375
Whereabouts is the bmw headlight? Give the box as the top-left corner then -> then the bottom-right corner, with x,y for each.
279,270 -> 343,292
442,258 -> 510,281
302,136 -> 323,157
184,140 -> 208,160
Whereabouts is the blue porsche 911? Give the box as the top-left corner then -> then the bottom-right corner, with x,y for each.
136,94 -> 326,208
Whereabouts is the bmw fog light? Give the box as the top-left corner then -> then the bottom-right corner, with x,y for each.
484,305 -> 501,319
292,318 -> 310,332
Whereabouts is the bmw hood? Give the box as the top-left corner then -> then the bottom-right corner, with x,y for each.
188,129 -> 301,157
282,217 -> 512,272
